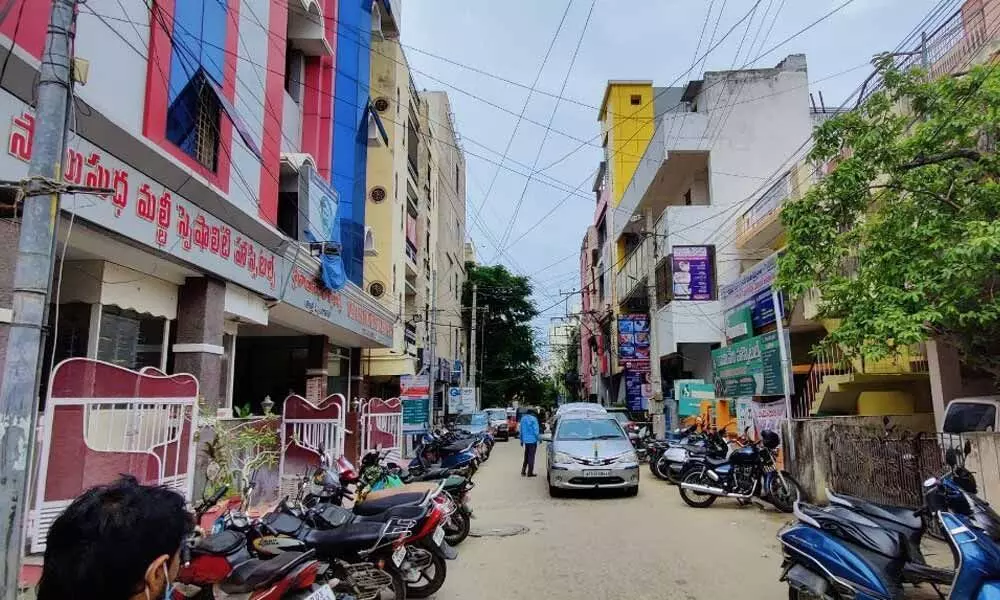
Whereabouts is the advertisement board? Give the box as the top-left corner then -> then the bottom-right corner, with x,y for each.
711,331 -> 791,397
719,252 -> 787,331
750,399 -> 787,446
671,245 -> 715,301
448,387 -> 477,415
675,380 -> 716,416
400,374 -> 430,430
624,369 -> 650,411
617,314 -> 651,365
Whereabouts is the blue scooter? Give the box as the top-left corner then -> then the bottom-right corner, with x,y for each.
779,471 -> 1000,599
408,433 -> 479,475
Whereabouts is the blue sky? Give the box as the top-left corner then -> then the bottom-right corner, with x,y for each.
400,0 -> 942,353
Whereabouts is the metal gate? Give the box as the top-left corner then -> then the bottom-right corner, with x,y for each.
32,358 -> 198,552
279,393 -> 347,498
360,397 -> 403,461
827,426 -> 946,508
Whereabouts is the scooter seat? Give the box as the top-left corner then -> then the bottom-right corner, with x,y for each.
443,441 -> 473,453
220,550 -> 312,594
799,503 -> 906,559
353,492 -> 427,516
303,521 -> 392,554
827,490 -> 922,530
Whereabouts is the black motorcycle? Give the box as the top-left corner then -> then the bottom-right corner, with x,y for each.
678,429 -> 801,512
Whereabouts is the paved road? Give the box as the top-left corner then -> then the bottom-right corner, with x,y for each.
434,440 -> 792,600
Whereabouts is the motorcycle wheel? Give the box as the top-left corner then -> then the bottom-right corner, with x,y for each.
444,507 -> 471,546
767,471 -> 802,513
648,457 -> 662,479
405,550 -> 447,598
678,470 -> 718,508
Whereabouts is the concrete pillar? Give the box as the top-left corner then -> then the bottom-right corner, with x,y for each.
173,277 -> 226,414
0,220 -> 20,380
927,339 -> 963,431
305,335 -> 329,402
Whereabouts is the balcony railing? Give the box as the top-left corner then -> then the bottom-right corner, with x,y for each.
614,237 -> 651,302
738,171 -> 791,243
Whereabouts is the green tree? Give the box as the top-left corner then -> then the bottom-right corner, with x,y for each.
555,324 -> 581,400
778,58 -> 1000,377
463,264 -> 541,407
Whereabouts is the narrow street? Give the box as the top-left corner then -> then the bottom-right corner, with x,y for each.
437,442 -> 792,600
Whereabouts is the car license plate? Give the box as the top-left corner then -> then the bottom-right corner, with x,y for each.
584,470 -> 611,478
304,585 -> 337,600
432,525 -> 445,546
391,545 -> 406,567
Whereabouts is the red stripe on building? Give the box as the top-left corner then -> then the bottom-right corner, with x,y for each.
257,0 -> 287,226
0,0 -> 52,60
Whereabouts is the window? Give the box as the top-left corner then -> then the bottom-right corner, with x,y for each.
455,164 -> 459,191
684,189 -> 692,206
630,94 -> 642,105
167,72 -> 221,170
284,45 -> 304,102
655,259 -> 671,307
407,116 -> 419,174
97,306 -> 166,370
454,273 -> 459,300
326,346 -> 350,398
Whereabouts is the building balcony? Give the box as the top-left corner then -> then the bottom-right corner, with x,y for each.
613,113 -> 711,241
615,236 -> 651,303
735,172 -> 792,250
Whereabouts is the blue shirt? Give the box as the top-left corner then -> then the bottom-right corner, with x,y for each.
520,414 -> 540,445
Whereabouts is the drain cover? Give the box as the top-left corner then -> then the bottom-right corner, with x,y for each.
469,525 -> 529,538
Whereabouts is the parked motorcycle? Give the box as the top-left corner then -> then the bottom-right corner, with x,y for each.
647,425 -> 701,480
678,429 -> 801,512
660,425 -> 739,485
174,486 -> 346,600
779,455 -> 1000,599
410,432 -> 480,474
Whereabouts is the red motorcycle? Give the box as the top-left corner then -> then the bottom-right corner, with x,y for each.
173,486 -> 333,600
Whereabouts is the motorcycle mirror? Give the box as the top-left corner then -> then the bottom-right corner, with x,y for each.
965,440 -> 973,457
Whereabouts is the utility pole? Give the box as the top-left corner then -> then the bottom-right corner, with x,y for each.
0,1 -> 77,596
644,209 -> 667,438
427,270 -> 436,429
468,284 -> 477,390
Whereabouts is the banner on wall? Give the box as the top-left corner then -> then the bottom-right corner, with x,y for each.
624,369 -> 651,412
749,399 -> 787,446
671,246 -> 715,301
617,314 -> 651,366
400,374 -> 430,431
735,397 -> 755,438
719,252 -> 787,331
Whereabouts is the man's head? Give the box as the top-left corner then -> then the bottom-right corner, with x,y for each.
38,475 -> 194,600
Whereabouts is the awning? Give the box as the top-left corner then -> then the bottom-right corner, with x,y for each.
280,152 -> 318,174
60,261 -> 178,320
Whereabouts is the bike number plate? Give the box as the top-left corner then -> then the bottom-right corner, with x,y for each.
392,545 -> 407,567
584,470 -> 611,478
304,585 -> 337,600
433,525 -> 445,546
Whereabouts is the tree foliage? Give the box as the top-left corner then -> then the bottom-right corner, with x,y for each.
555,324 -> 581,400
462,264 -> 541,407
777,58 -> 1000,377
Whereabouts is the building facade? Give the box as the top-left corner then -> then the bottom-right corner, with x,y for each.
0,0 -> 395,419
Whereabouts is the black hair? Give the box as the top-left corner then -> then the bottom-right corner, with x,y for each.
37,475 -> 194,600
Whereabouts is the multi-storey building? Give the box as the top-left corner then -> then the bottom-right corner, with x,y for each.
425,91 -> 468,404
586,56 -> 818,426
0,0 -> 396,419
360,33 -> 469,418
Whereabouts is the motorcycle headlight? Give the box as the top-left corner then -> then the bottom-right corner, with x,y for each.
613,451 -> 639,465
553,451 -> 576,465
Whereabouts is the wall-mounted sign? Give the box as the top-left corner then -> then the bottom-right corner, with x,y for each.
675,379 -> 716,416
617,314 -> 651,366
726,306 -> 753,341
720,252 -> 787,332
400,374 -> 430,430
671,245 -> 715,301
711,331 -> 791,397
623,368 -> 650,412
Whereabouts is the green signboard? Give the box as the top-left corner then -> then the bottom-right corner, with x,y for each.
725,306 -> 753,342
403,398 -> 429,426
711,331 -> 790,397
676,380 -> 716,416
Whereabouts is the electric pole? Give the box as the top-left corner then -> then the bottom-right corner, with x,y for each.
468,284 -> 477,390
0,1 -> 77,596
427,270 -> 436,429
644,209 -> 667,438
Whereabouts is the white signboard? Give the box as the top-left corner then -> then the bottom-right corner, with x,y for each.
749,399 -> 787,446
719,252 -> 779,312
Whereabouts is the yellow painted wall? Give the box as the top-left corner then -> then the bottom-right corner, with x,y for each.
857,390 -> 916,415
600,83 -> 655,207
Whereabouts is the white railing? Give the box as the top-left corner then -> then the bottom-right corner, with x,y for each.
615,237 -> 651,301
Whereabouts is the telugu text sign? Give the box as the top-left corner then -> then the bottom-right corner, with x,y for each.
711,331 -> 790,397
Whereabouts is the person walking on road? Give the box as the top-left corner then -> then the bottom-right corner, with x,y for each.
520,408 -> 541,477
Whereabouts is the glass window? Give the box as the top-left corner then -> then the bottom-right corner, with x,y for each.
944,403 -> 997,433
326,346 -> 350,398
97,306 -> 165,370
556,418 -> 625,441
